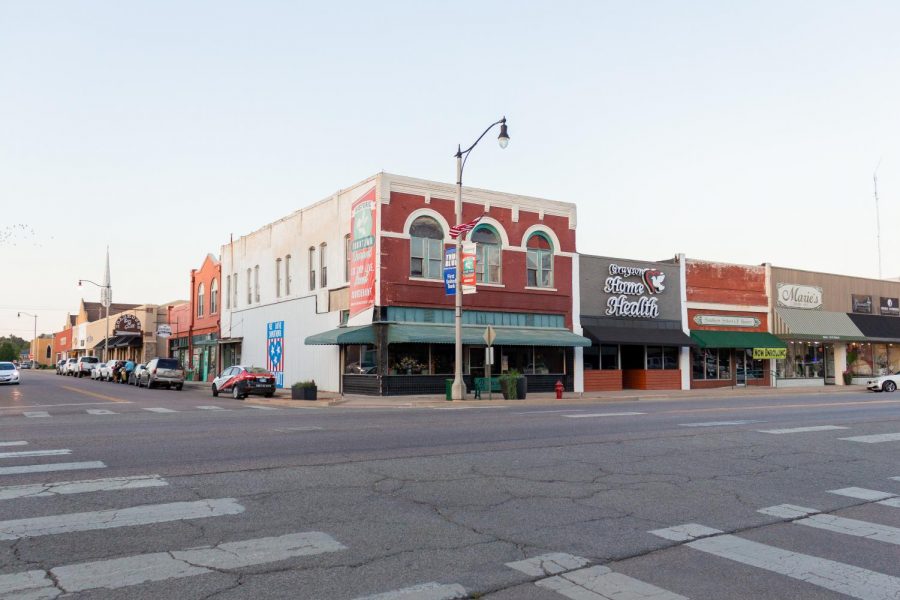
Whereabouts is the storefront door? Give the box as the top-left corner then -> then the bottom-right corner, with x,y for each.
825,344 -> 835,385
735,349 -> 746,386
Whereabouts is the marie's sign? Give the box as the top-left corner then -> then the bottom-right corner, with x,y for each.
603,263 -> 667,319
777,283 -> 823,310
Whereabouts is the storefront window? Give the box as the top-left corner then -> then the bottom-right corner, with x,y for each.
646,346 -> 679,370
533,347 -> 564,374
692,348 -> 731,380
744,349 -> 764,380
432,345 -> 454,375
345,345 -> 377,374
776,343 -> 826,379
847,343 -> 900,376
389,344 -> 430,375
601,344 -> 619,369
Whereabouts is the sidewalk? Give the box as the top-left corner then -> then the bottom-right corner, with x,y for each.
184,381 -> 869,410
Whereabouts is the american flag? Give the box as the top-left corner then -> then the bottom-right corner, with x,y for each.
449,216 -> 483,240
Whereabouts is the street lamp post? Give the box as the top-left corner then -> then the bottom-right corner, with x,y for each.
78,279 -> 112,361
451,117 -> 510,400
17,311 -> 37,364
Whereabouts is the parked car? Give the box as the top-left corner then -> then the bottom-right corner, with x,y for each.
74,356 -> 100,378
64,358 -> 79,375
212,365 -> 276,399
130,363 -> 147,385
138,358 -> 185,390
90,362 -> 104,380
867,373 -> 899,392
56,360 -> 67,374
97,360 -> 120,382
19,361 -> 32,369
0,362 -> 20,385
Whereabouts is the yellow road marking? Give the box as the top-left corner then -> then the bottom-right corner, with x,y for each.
663,399 -> 900,415
59,386 -> 130,404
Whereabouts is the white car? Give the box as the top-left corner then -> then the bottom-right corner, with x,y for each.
867,374 -> 899,392
74,356 -> 100,378
98,360 -> 120,382
0,362 -> 20,385
64,358 -> 78,375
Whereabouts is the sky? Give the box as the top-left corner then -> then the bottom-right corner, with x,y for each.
2,1 -> 900,339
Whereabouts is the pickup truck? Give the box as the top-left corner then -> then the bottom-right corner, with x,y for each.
74,356 -> 100,378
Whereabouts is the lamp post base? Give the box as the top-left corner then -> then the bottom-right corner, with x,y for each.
451,379 -> 467,401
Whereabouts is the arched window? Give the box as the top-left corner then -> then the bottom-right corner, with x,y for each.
197,283 -> 205,317
45,345 -> 51,359
246,268 -> 252,304
233,272 -> 239,307
210,279 -> 218,314
320,243 -> 328,288
225,275 -> 231,309
308,247 -> 316,290
472,226 -> 501,283
275,258 -> 282,298
526,233 -> 553,288
254,265 -> 260,302
410,216 -> 443,279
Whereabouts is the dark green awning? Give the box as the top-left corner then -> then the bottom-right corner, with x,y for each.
690,330 -> 787,349
388,324 -> 590,347
304,325 -> 376,345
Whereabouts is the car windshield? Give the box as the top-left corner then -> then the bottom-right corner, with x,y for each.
0,363 -> 14,371
246,367 -> 270,374
157,359 -> 179,369
82,357 -> 99,363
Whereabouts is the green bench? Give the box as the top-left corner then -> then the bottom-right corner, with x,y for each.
473,377 -> 502,399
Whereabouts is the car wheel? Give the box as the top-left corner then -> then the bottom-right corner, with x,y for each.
884,381 -> 897,393
175,385 -> 182,391
212,385 -> 218,397
264,392 -> 274,398
232,385 -> 242,400
147,379 -> 154,390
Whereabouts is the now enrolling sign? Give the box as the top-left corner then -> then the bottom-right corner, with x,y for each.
752,348 -> 787,360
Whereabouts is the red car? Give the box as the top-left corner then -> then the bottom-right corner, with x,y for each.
211,365 -> 276,399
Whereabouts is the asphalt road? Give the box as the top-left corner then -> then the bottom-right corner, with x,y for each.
1,370 -> 900,599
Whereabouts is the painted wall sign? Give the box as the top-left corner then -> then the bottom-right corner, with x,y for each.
852,294 -> 873,314
881,297 -> 900,316
752,348 -> 787,360
461,242 -> 477,295
113,314 -> 142,336
443,247 -> 457,296
776,283 -> 823,310
349,187 -> 377,317
267,321 -> 284,388
693,315 -> 761,328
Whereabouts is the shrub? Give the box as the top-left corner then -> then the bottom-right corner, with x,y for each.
292,380 -> 317,389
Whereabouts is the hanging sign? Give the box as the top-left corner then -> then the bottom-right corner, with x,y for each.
461,243 -> 477,295
776,283 -> 823,310
349,187 -> 377,317
156,324 -> 172,338
267,321 -> 284,388
443,247 -> 457,296
752,348 -> 787,360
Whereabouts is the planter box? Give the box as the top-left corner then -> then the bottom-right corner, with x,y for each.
292,386 -> 317,400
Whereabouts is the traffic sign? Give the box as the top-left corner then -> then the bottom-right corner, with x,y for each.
483,325 -> 496,347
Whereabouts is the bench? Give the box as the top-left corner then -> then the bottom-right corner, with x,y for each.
473,377 -> 502,399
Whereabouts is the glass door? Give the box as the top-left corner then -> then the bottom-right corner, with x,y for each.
824,344 -> 836,384
735,349 -> 746,386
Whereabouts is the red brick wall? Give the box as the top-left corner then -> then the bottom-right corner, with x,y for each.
379,192 -> 574,327
584,370 -> 623,391
685,261 -> 767,306
191,255 -> 221,332
53,328 -> 72,358
623,369 -> 681,390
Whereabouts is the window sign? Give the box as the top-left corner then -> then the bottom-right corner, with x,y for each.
752,348 -> 787,360
881,297 -> 900,316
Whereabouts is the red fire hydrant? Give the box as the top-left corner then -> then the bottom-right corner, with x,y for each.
555,380 -> 564,400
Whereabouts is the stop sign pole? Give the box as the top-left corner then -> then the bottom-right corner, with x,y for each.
483,325 -> 496,400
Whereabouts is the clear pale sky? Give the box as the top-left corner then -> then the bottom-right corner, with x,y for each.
2,1 -> 899,339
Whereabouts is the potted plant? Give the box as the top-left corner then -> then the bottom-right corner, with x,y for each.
292,380 -> 317,400
398,356 -> 423,375
499,370 -> 527,400
842,370 -> 853,385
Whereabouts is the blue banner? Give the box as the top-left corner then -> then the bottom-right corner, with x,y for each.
443,247 -> 457,296
266,321 -> 284,388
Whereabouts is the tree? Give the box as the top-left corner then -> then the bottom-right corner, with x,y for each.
0,342 -> 17,362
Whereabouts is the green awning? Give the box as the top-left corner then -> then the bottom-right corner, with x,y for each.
304,325 -> 376,345
690,330 -> 787,349
387,324 -> 590,347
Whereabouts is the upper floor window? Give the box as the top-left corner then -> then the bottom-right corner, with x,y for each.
410,216 -> 443,279
246,268 -> 252,304
210,278 -> 218,314
344,234 -> 351,282
320,243 -> 328,288
197,283 -> 205,317
233,272 -> 239,307
254,265 -> 260,302
526,233 -> 554,288
308,247 -> 316,290
225,275 -> 231,309
472,226 -> 501,284
275,258 -> 282,298
285,255 -> 292,295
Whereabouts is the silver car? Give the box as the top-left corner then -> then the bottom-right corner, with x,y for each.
139,358 -> 185,390
0,362 -> 20,385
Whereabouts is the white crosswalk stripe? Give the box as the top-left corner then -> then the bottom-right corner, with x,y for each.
0,449 -> 71,459
143,407 -> 177,413
506,552 -> 591,576
85,409 -> 116,415
244,404 -> 279,410
0,461 -> 106,476
352,582 -> 468,600
197,405 -> 227,411
757,425 -> 849,434
829,487 -> 896,501
0,475 -> 167,501
0,531 -> 346,596
840,432 -> 900,443
537,565 -> 689,600
680,420 -> 764,427
563,412 -> 646,418
23,411 -> 50,418
0,498 -> 244,540
0,441 -> 28,447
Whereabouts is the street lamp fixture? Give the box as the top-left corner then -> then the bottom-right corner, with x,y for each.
451,116 -> 510,401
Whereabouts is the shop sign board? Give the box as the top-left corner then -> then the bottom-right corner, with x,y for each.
580,255 -> 682,321
266,321 -> 284,388
602,263 -> 667,319
461,243 -> 477,295
114,314 -> 142,336
349,187 -> 377,317
880,297 -> 900,316
852,294 -> 873,314
693,315 -> 760,328
753,348 -> 787,360
443,247 -> 456,296
776,283 -> 823,310
156,324 -> 172,338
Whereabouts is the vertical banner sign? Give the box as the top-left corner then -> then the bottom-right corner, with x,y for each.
443,247 -> 457,296
267,321 -> 284,388
461,243 -> 477,295
349,187 -> 377,317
